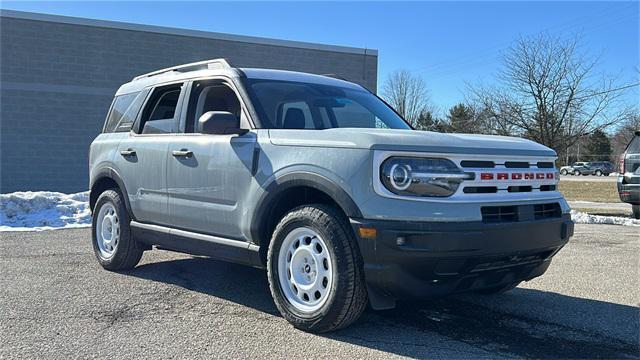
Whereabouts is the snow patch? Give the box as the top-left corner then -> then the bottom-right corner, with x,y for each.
1,191 -> 91,232
2,191 -> 638,232
571,210 -> 640,227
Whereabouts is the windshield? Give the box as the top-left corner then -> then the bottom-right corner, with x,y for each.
244,79 -> 411,130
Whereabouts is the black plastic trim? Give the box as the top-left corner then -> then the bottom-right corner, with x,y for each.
90,167 -> 135,220
130,221 -> 261,267
250,172 -> 363,247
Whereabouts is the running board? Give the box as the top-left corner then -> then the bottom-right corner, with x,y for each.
130,221 -> 262,268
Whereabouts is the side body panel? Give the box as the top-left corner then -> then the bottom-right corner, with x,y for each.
115,134 -> 173,225
166,131 -> 257,238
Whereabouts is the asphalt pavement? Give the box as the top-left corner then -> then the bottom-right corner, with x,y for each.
1,225 -> 638,359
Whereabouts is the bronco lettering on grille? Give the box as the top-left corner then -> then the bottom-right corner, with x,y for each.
480,172 -> 557,180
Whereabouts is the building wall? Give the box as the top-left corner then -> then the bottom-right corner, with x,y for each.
0,11 -> 378,193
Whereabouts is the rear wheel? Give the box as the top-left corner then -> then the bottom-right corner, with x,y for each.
560,169 -> 568,175
633,205 -> 640,220
92,189 -> 144,270
476,281 -> 521,295
267,204 -> 367,333
595,170 -> 602,176
574,170 -> 581,176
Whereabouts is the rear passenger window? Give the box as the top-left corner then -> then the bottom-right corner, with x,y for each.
138,84 -> 183,134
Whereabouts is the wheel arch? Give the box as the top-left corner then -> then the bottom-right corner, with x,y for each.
90,168 -> 134,220
250,172 -> 363,264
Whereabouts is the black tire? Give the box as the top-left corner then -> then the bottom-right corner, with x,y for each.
560,169 -> 568,175
476,282 -> 521,295
267,204 -> 368,333
574,170 -> 581,176
633,205 -> 640,220
92,189 -> 144,271
595,170 -> 602,176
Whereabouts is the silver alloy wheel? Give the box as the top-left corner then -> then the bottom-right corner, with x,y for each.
95,202 -> 120,259
277,227 -> 333,313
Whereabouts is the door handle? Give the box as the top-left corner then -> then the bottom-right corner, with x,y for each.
172,149 -> 193,158
120,149 -> 136,157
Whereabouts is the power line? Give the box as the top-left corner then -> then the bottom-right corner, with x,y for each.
573,82 -> 640,100
409,3 -> 638,80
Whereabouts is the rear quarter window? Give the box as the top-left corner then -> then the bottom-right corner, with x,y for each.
103,91 -> 147,133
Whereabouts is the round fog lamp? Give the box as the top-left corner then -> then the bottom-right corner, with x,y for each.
390,164 -> 412,191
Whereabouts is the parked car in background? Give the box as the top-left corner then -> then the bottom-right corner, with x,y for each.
560,162 -> 588,175
618,131 -> 640,219
582,161 -> 615,176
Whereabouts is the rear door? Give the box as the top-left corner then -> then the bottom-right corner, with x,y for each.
166,79 -> 256,239
116,82 -> 187,225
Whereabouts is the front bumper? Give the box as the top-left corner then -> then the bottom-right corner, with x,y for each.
351,215 -> 573,309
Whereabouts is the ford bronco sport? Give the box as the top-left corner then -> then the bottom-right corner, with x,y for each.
89,59 -> 574,332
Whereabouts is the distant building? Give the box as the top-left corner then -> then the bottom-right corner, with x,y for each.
0,10 -> 378,192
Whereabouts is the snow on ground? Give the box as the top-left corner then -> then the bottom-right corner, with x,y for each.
570,210 -> 640,227
1,191 -> 638,232
1,191 -> 91,231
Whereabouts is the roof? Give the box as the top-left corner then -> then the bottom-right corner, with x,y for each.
0,9 -> 378,56
115,59 -> 365,95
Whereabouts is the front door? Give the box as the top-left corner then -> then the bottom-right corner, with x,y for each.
166,80 -> 256,239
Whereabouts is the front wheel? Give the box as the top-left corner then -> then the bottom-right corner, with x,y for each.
267,204 -> 367,333
595,170 -> 602,176
560,169 -> 568,175
633,205 -> 640,220
92,189 -> 144,270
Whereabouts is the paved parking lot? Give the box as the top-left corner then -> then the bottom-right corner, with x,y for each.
1,225 -> 638,359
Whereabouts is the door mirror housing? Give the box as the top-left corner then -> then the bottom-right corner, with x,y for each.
198,111 -> 247,135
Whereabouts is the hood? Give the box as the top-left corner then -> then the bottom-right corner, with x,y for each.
268,128 -> 556,158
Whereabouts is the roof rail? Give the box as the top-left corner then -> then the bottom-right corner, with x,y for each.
321,73 -> 348,81
132,58 -> 233,81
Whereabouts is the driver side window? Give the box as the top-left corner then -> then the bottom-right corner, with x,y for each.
186,81 -> 241,133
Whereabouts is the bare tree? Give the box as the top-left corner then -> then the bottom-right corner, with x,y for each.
381,70 -> 430,127
611,108 -> 640,156
469,34 -> 628,155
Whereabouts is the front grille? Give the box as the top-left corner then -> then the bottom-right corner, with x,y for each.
481,206 -> 519,223
505,161 -> 530,168
482,203 -> 561,223
461,160 -> 495,168
464,186 -> 498,194
534,203 -> 561,220
508,186 -> 532,193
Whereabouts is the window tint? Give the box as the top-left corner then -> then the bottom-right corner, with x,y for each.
104,92 -> 138,133
627,135 -> 640,154
187,82 -> 241,133
140,85 -> 183,134
279,101 -> 314,129
244,79 -> 411,130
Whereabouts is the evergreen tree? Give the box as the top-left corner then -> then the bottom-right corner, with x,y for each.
585,129 -> 612,161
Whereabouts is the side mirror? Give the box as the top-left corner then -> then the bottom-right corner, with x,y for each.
198,111 -> 247,135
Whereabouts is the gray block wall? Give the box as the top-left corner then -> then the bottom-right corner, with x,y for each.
0,10 -> 378,193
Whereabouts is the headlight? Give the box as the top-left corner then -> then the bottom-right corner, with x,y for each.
380,157 -> 471,197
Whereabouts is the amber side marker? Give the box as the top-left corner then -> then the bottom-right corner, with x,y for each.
358,227 -> 377,239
